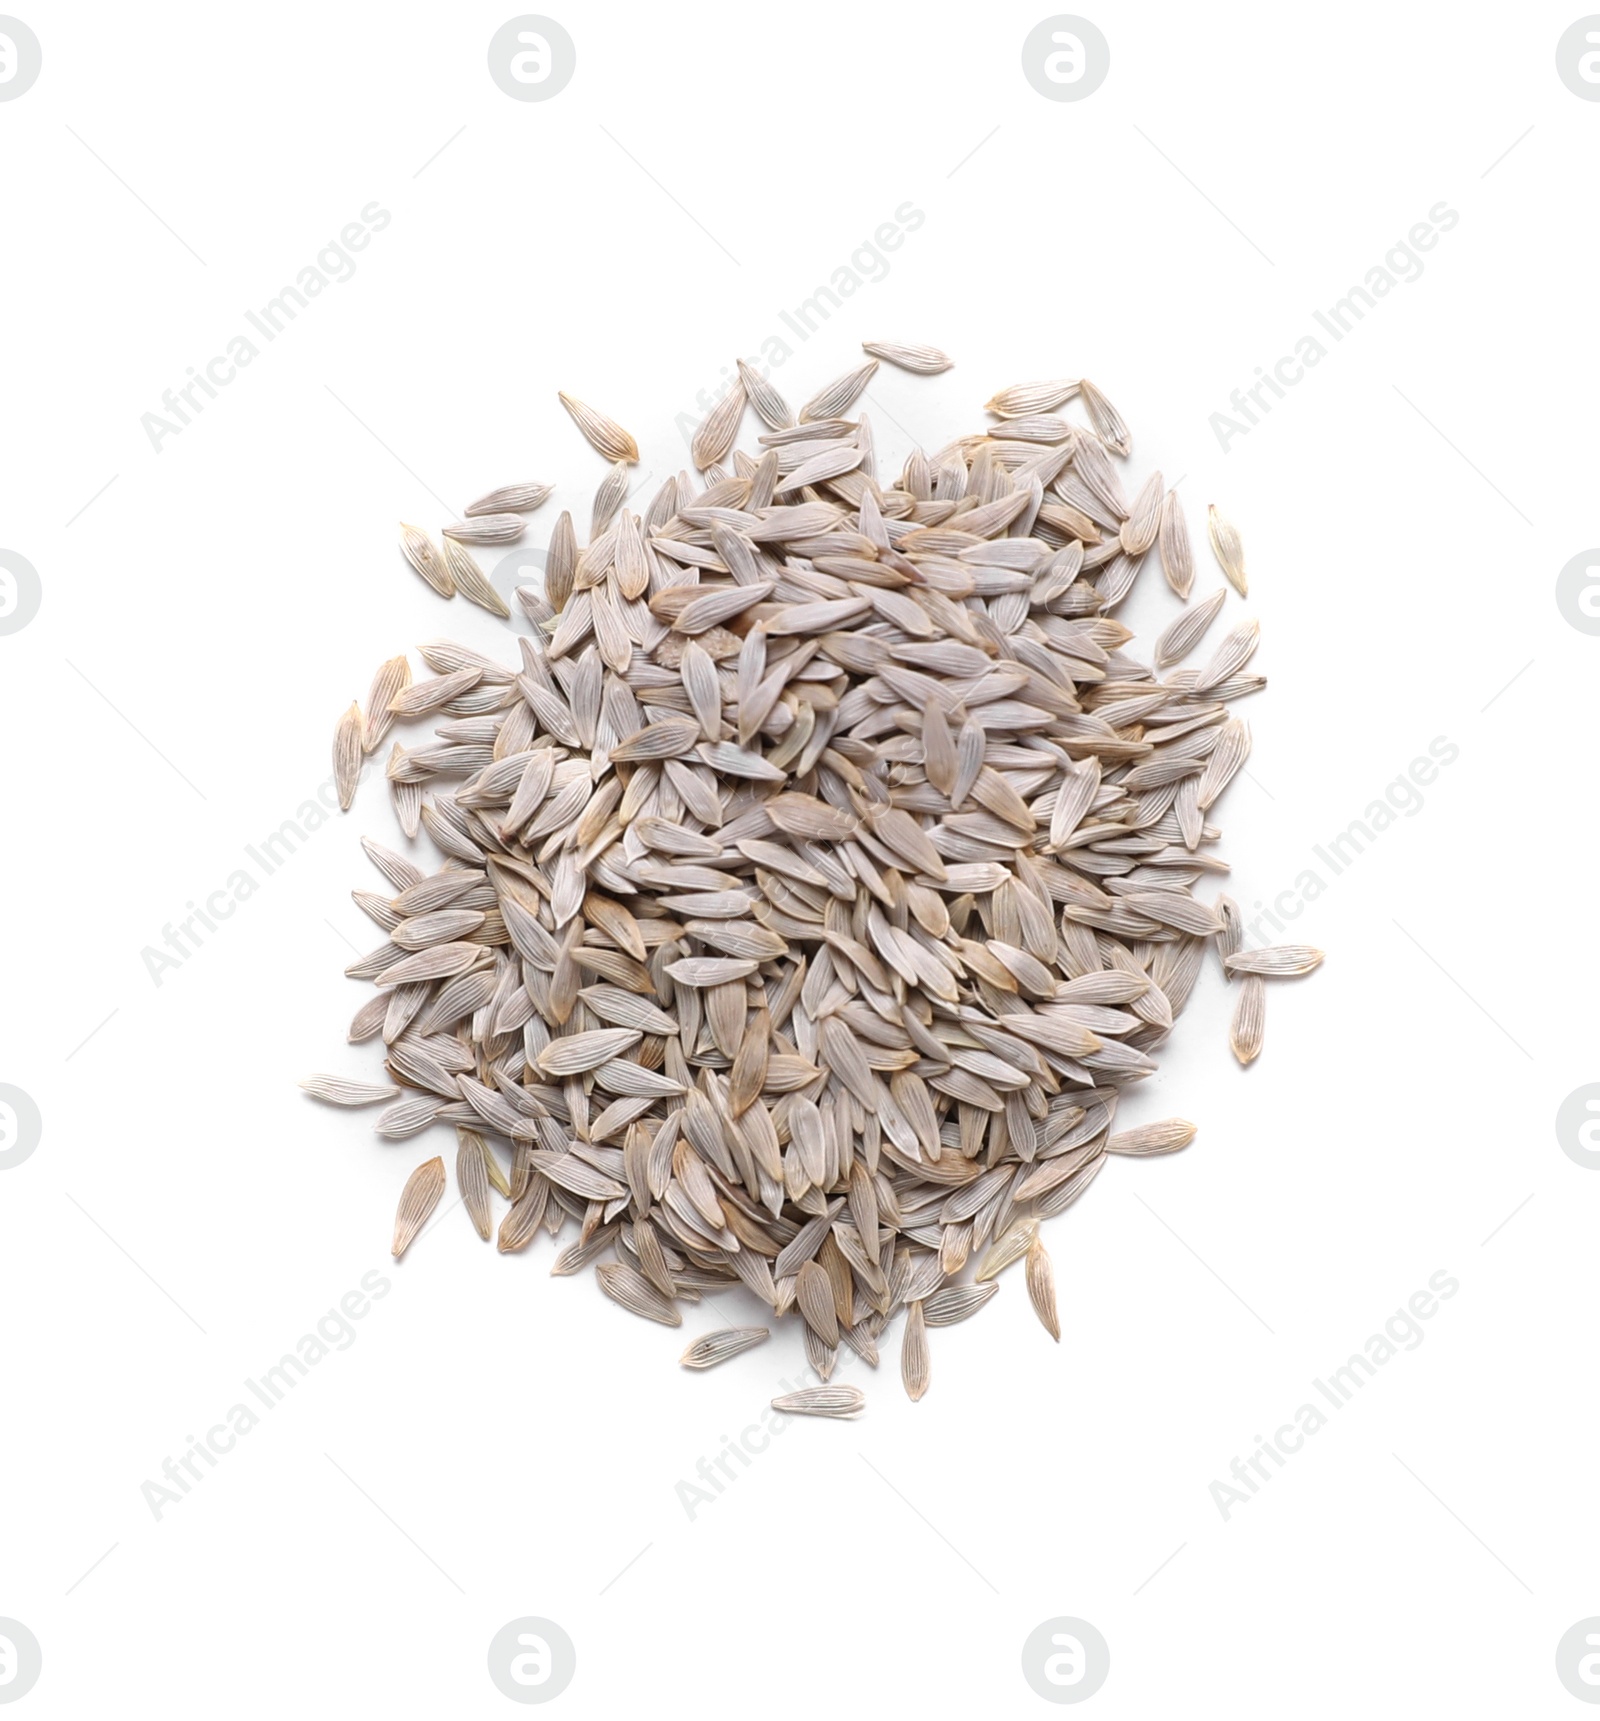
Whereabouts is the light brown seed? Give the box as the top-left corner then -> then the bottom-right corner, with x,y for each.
680,1328 -> 771,1369
392,1157 -> 445,1257
1106,1119 -> 1197,1156
737,358 -> 794,430
1207,504 -> 1247,595
466,482 -> 552,516
923,1283 -> 998,1326
863,340 -> 952,375
799,359 -> 878,422
1224,945 -> 1324,977
975,1216 -> 1038,1281
1081,380 -> 1131,456
901,1300 -> 930,1399
692,376 -> 747,470
442,513 -> 524,545
796,1260 -> 840,1346
559,392 -> 639,463
771,1386 -> 864,1419
1025,1237 -> 1059,1341
985,379 -> 1078,417
441,539 -> 512,619
333,703 -> 363,811
1154,587 -> 1224,668
299,1076 -> 399,1106
457,1130 -> 491,1239
1231,974 -> 1266,1064
399,524 -> 454,597
1158,491 -> 1193,600
361,656 -> 411,754
597,1261 -> 681,1325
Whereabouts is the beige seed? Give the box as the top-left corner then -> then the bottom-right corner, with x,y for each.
985,378 -> 1078,417
559,391 -> 639,463
1025,1238 -> 1060,1341
737,358 -> 794,430
1231,974 -> 1266,1064
771,1386 -> 864,1420
597,1261 -> 681,1325
457,1130 -> 491,1240
441,539 -> 511,619
1159,491 -> 1194,600
361,655 -> 411,754
862,340 -> 952,375
1207,504 -> 1248,596
333,703 -> 363,811
1224,945 -> 1324,977
691,376 -> 747,470
799,359 -> 878,422
901,1300 -> 930,1400
465,481 -> 552,516
442,513 -> 524,545
680,1328 -> 771,1369
310,346 -> 1316,1402
399,523 -> 454,597
392,1156 -> 445,1258
1106,1119 -> 1197,1156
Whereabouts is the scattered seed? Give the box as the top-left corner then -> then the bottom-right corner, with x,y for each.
333,703 -> 362,811
1224,945 -> 1324,977
559,392 -> 639,463
441,539 -> 512,619
1106,1118 -> 1197,1156
680,1327 -> 771,1369
392,1156 -> 445,1257
399,523 -> 453,598
1158,491 -> 1193,600
1025,1237 -> 1060,1341
1207,504 -> 1247,596
922,1282 -> 998,1326
863,340 -> 952,375
772,1386 -> 865,1419
1231,974 -> 1266,1064
466,482 -> 552,516
298,1076 -> 399,1106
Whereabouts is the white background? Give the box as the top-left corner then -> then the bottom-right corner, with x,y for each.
2,1 -> 1592,1714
